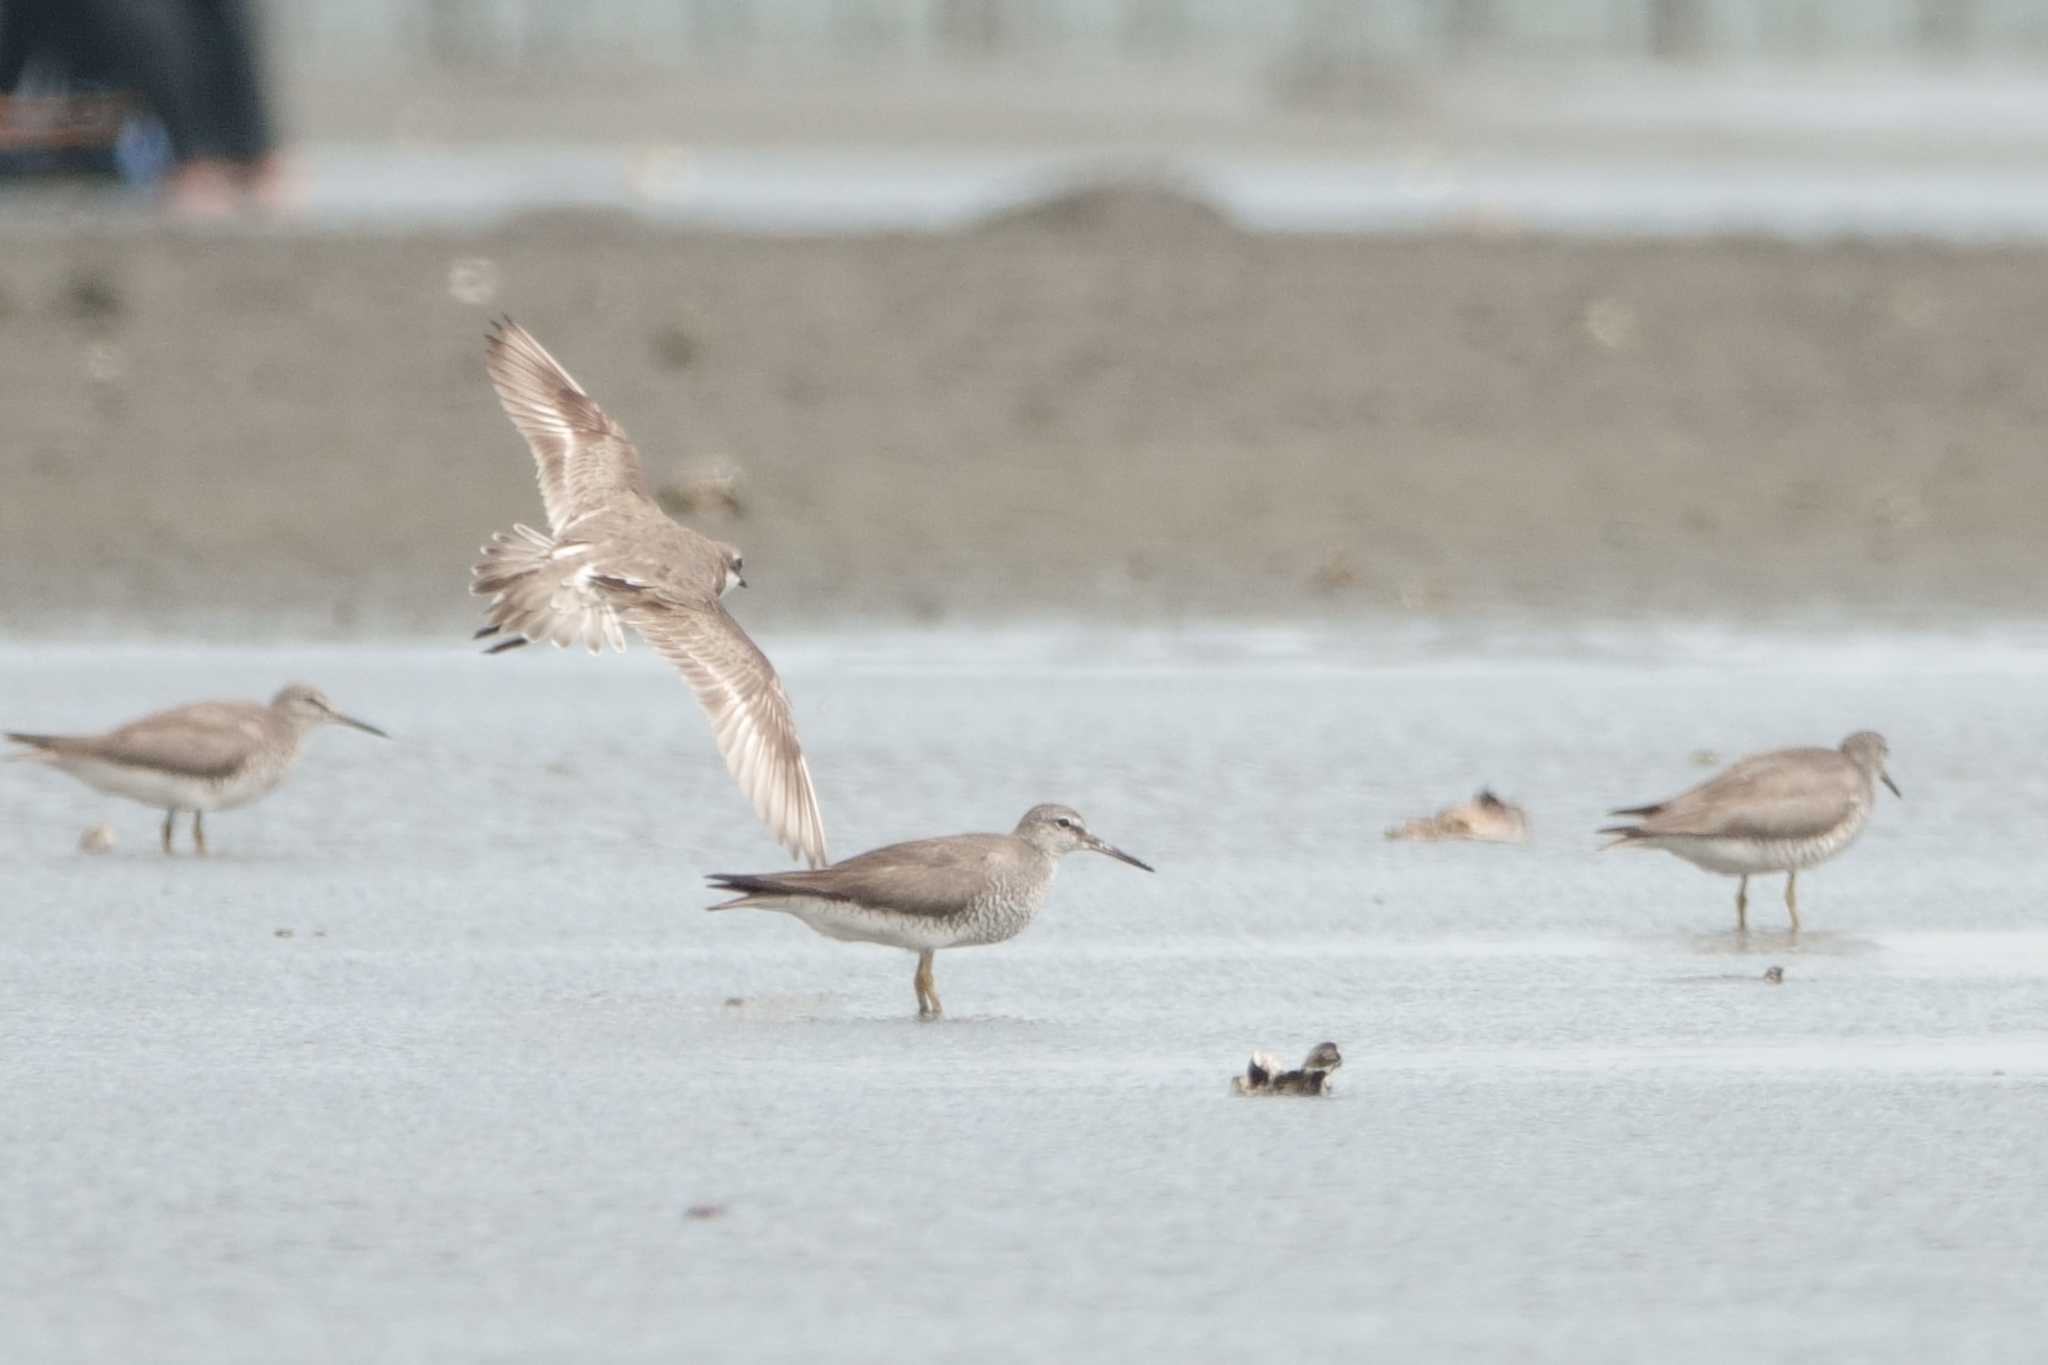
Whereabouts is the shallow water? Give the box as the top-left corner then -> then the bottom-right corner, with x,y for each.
3,632 -> 2045,1362
17,144 -> 2048,242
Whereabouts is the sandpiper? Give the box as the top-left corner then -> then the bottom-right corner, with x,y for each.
1601,730 -> 1900,932
6,684 -> 387,854
1233,1042 -> 1344,1096
705,803 -> 1153,1017
470,318 -> 827,868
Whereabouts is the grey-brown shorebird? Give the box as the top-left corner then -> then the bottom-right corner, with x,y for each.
469,318 -> 827,868
706,803 -> 1153,1017
1233,1042 -> 1344,1096
1601,730 -> 1900,932
6,684 -> 387,854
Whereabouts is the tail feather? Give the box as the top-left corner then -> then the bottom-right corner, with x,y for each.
705,871 -> 824,910
5,732 -> 65,761
470,523 -> 625,655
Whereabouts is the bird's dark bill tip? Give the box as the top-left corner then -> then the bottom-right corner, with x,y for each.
1103,845 -> 1155,873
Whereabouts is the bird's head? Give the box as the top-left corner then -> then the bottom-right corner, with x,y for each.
1013,804 -> 1153,871
271,683 -> 388,738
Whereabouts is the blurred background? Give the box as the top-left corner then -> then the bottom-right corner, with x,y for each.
5,0 -> 2048,640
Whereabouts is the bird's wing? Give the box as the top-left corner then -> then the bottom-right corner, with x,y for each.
1620,749 -> 1859,841
714,835 -> 1011,917
485,318 -> 655,531
71,703 -> 266,780
630,601 -> 829,868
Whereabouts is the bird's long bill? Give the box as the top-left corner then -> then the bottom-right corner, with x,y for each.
1084,833 -> 1154,872
1882,771 -> 1902,798
336,712 -> 390,739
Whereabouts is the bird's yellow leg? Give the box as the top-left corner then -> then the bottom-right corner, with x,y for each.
193,811 -> 207,857
161,810 -> 176,856
1785,872 -> 1799,933
914,949 -> 942,1019
1735,876 -> 1748,934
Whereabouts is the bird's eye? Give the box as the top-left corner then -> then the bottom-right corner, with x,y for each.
733,557 -> 743,571
1055,818 -> 1074,829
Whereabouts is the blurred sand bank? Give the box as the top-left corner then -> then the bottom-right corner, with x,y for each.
2,215 -> 2042,638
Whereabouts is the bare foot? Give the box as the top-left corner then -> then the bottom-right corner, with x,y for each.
163,159 -> 240,220
238,151 -> 303,218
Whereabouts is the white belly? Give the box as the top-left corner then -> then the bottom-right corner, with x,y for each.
772,897 -> 1037,952
1655,815 -> 1869,878
54,756 -> 282,812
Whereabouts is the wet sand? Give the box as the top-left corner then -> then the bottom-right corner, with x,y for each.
3,639 -> 2045,1362
3,221 -> 2046,637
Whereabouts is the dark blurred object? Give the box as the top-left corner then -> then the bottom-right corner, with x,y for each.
0,0 -> 284,213
0,0 -> 166,181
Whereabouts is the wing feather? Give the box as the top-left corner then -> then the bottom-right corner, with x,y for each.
631,602 -> 829,868
1613,748 -> 1859,841
485,318 -> 655,531
709,834 -> 1015,918
31,703 -> 267,781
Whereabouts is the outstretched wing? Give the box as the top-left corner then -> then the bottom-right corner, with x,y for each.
630,601 -> 828,869
485,318 -> 655,531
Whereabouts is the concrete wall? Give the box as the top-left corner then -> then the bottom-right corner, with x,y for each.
264,1 -> 2048,72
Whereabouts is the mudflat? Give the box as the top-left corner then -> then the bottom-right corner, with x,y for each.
4,218 -> 2043,636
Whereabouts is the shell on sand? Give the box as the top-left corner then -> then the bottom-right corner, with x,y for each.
78,823 -> 117,854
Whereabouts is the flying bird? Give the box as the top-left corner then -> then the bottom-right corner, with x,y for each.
470,318 -> 827,868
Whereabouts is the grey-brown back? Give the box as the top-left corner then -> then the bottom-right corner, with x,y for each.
9,700 -> 279,780
1607,746 -> 1866,842
582,507 -> 733,606
709,832 -> 1044,918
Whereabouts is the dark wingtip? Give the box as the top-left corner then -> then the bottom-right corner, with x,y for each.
473,623 -> 499,640
1597,825 -> 1639,838
484,636 -> 528,655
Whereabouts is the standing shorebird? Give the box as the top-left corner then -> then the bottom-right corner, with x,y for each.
5,684 -> 387,854
705,803 -> 1153,1017
469,318 -> 827,868
1601,730 -> 1901,932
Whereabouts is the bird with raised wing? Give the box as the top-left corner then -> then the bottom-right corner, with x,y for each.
469,318 -> 827,868
6,684 -> 387,854
706,803 -> 1153,1017
1601,730 -> 1901,932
